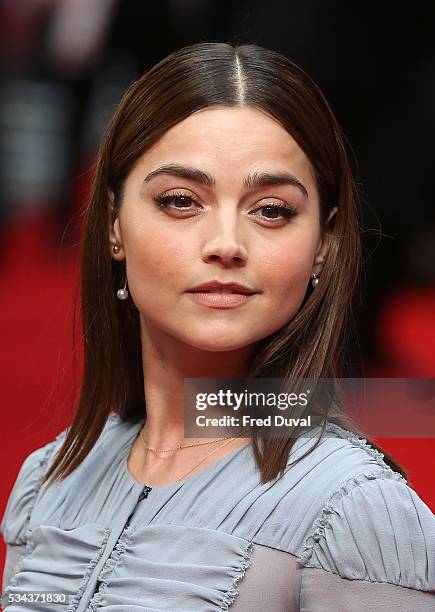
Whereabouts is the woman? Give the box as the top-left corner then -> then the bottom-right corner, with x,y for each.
1,42 -> 434,611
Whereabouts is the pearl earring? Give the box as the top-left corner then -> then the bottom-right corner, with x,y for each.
311,273 -> 319,287
117,277 -> 129,300
112,243 -> 129,299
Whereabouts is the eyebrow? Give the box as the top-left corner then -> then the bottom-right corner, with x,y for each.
143,164 -> 309,198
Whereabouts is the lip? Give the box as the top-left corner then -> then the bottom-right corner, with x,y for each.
187,291 -> 256,309
187,280 -> 257,295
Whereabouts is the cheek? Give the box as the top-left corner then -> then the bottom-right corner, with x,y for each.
124,223 -> 193,294
259,239 -> 315,300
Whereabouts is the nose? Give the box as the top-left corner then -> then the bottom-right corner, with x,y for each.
201,216 -> 248,268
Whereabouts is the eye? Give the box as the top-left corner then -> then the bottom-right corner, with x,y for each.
250,202 -> 297,225
153,192 -> 297,225
153,192 -> 199,212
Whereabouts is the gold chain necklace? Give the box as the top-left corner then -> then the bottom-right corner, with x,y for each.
138,428 -> 234,452
138,428 -> 243,483
177,437 -> 239,481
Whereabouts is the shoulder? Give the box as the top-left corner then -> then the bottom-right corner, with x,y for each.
0,412 -> 123,545
293,424 -> 435,592
0,427 -> 69,545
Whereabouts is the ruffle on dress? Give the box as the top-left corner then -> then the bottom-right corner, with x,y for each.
292,422 -> 433,591
1,412 -> 434,610
1,427 -> 69,545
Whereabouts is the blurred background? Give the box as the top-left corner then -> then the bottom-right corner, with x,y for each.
1,0 -> 434,575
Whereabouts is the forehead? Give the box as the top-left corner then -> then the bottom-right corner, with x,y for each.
131,106 -> 315,186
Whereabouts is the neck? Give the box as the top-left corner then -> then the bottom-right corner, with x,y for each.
138,322 -> 256,449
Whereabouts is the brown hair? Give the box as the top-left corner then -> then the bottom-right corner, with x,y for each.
41,42 -> 406,486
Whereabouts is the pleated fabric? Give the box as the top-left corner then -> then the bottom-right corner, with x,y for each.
1,413 -> 434,611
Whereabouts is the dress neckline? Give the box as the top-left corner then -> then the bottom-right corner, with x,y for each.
120,417 -> 252,491
111,413 -> 364,493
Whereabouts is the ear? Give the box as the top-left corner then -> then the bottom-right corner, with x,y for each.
108,190 -> 125,260
312,206 -> 338,275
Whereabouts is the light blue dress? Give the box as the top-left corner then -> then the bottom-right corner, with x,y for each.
1,412 -> 434,610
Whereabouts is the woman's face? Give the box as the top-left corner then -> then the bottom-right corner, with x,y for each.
109,106 -> 336,352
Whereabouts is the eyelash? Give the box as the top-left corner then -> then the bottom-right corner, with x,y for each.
153,192 -> 297,224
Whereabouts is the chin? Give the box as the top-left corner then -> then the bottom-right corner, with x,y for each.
180,332 -> 256,353
187,340 -> 250,353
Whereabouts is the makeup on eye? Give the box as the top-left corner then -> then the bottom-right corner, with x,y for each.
152,191 -> 298,224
